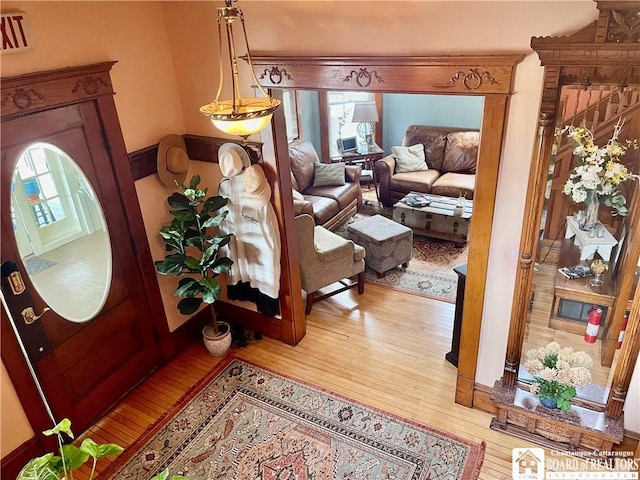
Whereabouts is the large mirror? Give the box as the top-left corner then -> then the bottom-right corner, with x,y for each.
501,0 -> 640,429
11,142 -> 112,323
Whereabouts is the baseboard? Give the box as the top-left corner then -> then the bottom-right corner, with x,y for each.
163,307 -> 212,358
1,437 -> 41,480
472,382 -> 497,415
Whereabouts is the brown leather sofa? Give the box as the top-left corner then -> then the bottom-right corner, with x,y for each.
375,125 -> 479,208
289,140 -> 363,230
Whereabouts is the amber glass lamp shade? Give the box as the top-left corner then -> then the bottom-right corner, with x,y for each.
201,1 -> 280,141
200,96 -> 280,138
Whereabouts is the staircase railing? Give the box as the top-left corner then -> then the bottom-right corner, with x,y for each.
542,85 -> 640,242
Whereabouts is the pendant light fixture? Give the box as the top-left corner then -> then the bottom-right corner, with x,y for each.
200,0 -> 280,143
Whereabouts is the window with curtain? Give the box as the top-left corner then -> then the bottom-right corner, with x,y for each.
327,91 -> 375,157
282,89 -> 299,143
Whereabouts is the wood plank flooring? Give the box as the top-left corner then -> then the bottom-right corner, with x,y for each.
74,260 -> 637,479
72,283 -> 517,480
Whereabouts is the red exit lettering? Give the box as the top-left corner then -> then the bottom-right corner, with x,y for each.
1,12 -> 30,53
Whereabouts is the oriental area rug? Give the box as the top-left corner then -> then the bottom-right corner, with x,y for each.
104,358 -> 485,480
335,203 -> 468,303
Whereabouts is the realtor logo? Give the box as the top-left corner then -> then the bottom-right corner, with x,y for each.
512,448 -> 545,480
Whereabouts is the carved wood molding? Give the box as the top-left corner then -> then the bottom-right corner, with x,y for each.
1,62 -> 117,118
532,2 -> 640,66
250,54 -> 524,94
596,1 -> 640,43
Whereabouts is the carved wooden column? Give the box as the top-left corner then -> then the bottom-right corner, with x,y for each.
502,111 -> 556,387
606,220 -> 640,418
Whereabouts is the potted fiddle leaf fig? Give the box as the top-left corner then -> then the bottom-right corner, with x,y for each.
155,175 -> 234,356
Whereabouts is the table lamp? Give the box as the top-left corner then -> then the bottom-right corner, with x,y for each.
351,101 -> 379,151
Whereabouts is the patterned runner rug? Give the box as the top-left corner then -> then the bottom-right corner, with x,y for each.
103,358 -> 485,480
335,203 -> 468,303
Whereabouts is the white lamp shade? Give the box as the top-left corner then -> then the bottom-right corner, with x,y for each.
351,102 -> 379,123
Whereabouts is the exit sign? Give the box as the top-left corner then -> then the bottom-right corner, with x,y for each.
1,11 -> 31,54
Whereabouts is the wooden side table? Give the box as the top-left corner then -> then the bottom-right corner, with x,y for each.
335,145 -> 384,201
551,239 -> 615,337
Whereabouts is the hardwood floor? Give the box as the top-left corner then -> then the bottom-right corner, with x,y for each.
73,283 -> 510,479
75,273 -> 638,479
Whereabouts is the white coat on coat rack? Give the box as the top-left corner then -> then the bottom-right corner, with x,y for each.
217,144 -> 281,300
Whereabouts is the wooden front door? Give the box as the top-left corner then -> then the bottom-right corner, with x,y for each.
1,100 -> 163,436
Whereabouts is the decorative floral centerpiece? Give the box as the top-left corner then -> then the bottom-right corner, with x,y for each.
590,259 -> 608,274
524,342 -> 593,411
561,119 -> 638,230
590,258 -> 608,287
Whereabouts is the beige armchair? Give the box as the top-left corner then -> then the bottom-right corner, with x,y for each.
294,214 -> 366,314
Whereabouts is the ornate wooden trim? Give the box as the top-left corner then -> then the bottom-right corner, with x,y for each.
251,54 -> 524,94
1,62 -> 116,118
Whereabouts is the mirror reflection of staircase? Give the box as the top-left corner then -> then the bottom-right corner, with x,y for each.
542,85 -> 640,242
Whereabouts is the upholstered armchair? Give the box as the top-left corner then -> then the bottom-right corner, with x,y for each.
294,214 -> 366,314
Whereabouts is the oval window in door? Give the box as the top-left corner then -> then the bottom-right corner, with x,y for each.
11,142 -> 112,323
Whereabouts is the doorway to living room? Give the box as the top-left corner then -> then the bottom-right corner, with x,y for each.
250,52 -> 523,408
286,90 -> 481,304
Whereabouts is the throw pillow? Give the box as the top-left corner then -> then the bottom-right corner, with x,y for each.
292,189 -> 304,201
312,162 -> 346,187
392,144 -> 429,173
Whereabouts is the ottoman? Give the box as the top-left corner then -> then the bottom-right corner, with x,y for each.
347,214 -> 412,277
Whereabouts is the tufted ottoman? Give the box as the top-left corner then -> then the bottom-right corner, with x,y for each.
347,214 -> 412,278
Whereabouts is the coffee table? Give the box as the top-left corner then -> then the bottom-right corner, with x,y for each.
392,192 -> 473,243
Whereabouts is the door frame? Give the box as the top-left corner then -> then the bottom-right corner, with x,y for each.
251,54 -> 523,407
1,62 -> 171,448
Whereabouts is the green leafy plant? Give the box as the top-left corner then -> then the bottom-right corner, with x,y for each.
154,175 -> 233,336
17,418 -> 123,480
152,468 -> 189,480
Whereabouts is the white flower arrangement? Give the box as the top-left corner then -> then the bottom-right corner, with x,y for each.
524,341 -> 593,411
561,119 -> 638,216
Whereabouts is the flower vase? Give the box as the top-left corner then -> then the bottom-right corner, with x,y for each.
539,396 -> 558,409
579,196 -> 600,231
590,273 -> 604,287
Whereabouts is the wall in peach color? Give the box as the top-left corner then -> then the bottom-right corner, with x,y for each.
0,362 -> 33,457
0,0 -> 186,457
135,161 -> 224,333
1,1 -> 185,152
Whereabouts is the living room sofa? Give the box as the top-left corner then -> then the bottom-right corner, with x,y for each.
375,125 -> 479,208
289,140 -> 363,230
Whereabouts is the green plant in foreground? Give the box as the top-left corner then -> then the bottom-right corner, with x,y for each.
17,419 -> 189,480
152,468 -> 189,480
17,418 -> 123,480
